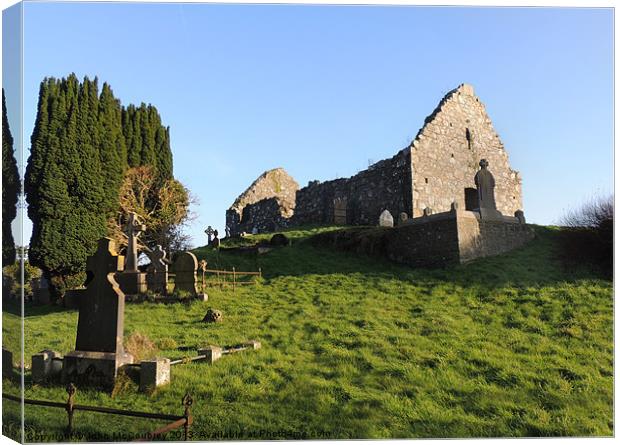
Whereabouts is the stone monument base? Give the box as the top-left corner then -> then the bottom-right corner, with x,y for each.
62,350 -> 134,389
116,271 -> 147,295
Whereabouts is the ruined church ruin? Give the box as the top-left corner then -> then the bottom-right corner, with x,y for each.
227,84 -> 523,236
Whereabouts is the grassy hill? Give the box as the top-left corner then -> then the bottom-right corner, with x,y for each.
2,225 -> 613,440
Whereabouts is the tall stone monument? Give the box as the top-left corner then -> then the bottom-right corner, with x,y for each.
117,212 -> 147,294
146,245 -> 168,296
62,238 -> 134,389
474,159 -> 502,219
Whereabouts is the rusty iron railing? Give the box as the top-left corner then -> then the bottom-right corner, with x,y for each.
2,384 -> 193,441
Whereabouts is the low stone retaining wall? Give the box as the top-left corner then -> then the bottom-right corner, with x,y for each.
309,210 -> 534,267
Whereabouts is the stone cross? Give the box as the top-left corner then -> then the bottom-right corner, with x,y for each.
146,245 -> 168,295
75,238 -> 127,354
205,226 -> 215,244
173,252 -> 199,297
124,212 -> 146,272
379,209 -> 394,227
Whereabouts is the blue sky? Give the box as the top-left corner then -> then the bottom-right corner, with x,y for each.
3,2 -> 614,247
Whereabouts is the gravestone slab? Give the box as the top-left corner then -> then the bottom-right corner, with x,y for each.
379,209 -> 394,227
62,238 -> 134,389
146,245 -> 168,296
173,252 -> 199,297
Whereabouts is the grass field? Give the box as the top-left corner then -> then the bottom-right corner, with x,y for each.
1,225 -> 613,440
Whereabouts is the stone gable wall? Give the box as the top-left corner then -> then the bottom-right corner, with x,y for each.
410,84 -> 522,217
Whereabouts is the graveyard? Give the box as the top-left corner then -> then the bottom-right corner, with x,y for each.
1,224 -> 613,440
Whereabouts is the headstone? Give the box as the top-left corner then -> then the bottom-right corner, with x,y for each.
140,358 -> 170,392
32,350 -> 63,383
379,209 -> 394,227
202,308 -> 222,323
204,226 -> 215,245
474,159 -> 502,219
173,252 -> 199,297
423,207 -> 433,217
211,230 -> 220,248
117,212 -> 147,295
398,212 -> 408,224
514,210 -> 526,224
251,227 -> 259,235
334,197 -> 347,225
146,245 -> 168,296
62,238 -> 134,389
2,348 -> 13,378
33,276 -> 51,305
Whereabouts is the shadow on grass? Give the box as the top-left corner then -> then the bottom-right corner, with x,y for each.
194,225 -> 610,290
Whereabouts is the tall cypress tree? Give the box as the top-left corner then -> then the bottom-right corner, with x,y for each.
25,74 -> 178,292
25,75 -> 107,289
2,89 -> 19,266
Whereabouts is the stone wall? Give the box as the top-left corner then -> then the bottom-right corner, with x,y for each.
410,84 -> 522,217
309,210 -> 534,267
292,148 -> 412,226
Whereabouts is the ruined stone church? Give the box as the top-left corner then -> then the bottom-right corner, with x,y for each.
227,84 -> 523,236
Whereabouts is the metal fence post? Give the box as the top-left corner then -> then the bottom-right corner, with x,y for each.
65,383 -> 76,435
182,393 -> 193,441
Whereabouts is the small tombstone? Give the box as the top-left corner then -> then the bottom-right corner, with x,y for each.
2,348 -> 13,378
379,209 -> 394,227
33,276 -> 51,305
423,207 -> 433,217
202,308 -> 223,323
173,252 -> 199,297
146,245 -> 168,296
251,227 -> 259,235
514,210 -> 526,224
62,238 -> 134,389
398,212 -> 408,224
211,230 -> 220,249
205,226 -> 215,245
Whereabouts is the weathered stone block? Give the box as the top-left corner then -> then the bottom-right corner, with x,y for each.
32,350 -> 63,383
198,345 -> 222,364
243,340 -> 262,350
140,358 -> 171,392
